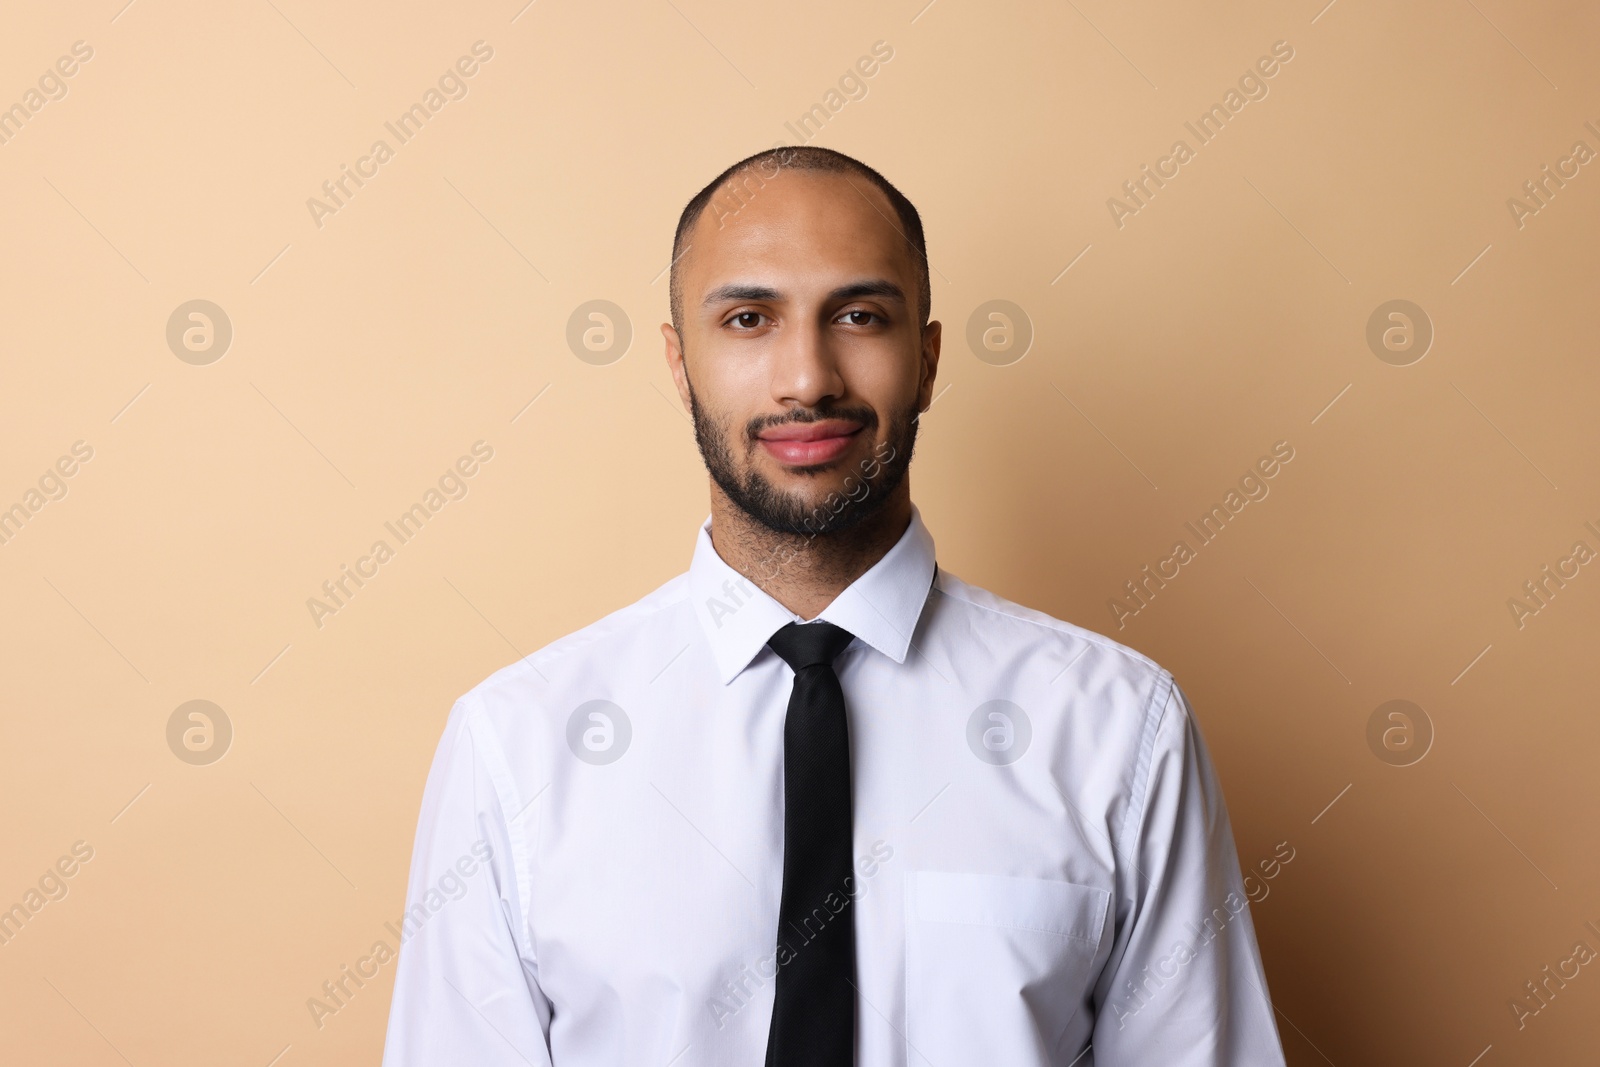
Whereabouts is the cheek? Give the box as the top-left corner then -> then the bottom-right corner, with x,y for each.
691,335 -> 775,397
686,349 -> 766,424
842,343 -> 922,413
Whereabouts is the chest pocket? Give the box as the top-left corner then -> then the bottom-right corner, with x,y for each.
905,871 -> 1110,1066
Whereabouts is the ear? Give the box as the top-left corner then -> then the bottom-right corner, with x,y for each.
916,320 -> 943,411
661,322 -> 693,411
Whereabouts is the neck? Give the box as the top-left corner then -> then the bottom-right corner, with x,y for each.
707,481 -> 913,621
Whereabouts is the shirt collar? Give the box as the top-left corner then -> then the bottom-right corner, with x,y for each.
688,504 -> 938,685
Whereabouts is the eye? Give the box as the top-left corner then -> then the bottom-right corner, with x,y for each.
726,311 -> 767,329
838,309 -> 882,326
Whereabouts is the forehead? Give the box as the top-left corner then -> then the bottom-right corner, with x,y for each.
683,169 -> 912,300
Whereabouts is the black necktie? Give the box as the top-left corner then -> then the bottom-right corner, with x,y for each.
764,620 -> 858,1066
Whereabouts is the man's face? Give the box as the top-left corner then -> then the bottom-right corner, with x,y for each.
663,169 -> 941,537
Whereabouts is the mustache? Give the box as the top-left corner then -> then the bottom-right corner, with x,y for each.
744,404 -> 879,439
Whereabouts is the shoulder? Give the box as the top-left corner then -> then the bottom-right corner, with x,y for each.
931,566 -> 1172,696
930,568 -> 1179,773
931,569 -> 1200,850
458,571 -> 692,724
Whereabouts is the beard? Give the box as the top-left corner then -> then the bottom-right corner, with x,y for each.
686,379 -> 919,538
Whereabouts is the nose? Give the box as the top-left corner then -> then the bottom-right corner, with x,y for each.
770,316 -> 845,410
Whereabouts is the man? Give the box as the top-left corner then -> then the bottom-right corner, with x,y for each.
382,146 -> 1287,1066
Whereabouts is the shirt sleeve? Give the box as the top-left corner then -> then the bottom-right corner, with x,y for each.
382,695 -> 554,1067
1089,679 -> 1287,1066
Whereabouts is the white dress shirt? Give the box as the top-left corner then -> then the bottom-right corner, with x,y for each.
382,505 -> 1287,1066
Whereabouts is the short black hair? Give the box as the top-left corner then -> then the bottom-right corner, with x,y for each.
668,146 -> 931,334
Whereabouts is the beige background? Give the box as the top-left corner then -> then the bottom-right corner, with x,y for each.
2,0 -> 1598,1063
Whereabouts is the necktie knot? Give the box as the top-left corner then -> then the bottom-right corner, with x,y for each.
767,620 -> 855,673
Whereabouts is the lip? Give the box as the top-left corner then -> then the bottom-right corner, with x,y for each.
757,419 -> 863,466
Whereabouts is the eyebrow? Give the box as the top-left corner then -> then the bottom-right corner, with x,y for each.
702,283 -> 780,307
831,280 -> 905,304
700,279 -> 907,308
